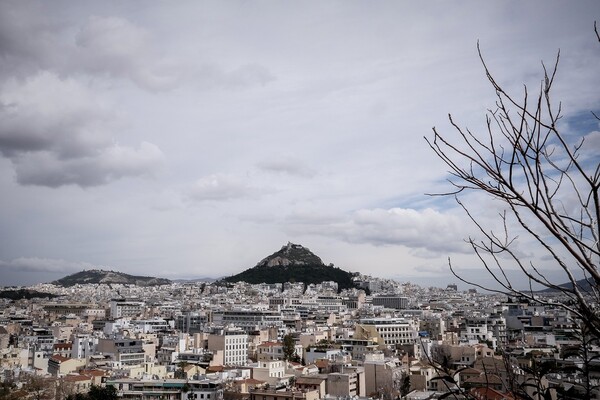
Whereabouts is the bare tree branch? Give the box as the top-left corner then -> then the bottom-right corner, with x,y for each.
424,23 -> 600,341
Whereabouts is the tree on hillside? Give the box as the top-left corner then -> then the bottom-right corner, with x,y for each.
283,334 -> 300,362
425,22 -> 600,339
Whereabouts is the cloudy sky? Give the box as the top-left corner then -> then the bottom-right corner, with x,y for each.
1,1 -> 599,288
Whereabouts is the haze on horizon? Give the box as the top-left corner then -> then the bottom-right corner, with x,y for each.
1,1 -> 599,290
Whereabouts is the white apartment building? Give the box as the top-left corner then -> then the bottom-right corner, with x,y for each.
462,318 -> 494,344
109,299 -> 145,319
208,328 -> 248,366
357,317 -> 418,346
131,318 -> 171,333
71,334 -> 98,359
212,309 -> 283,332
315,296 -> 346,312
371,295 -> 409,310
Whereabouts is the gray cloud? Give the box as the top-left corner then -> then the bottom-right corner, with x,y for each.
0,257 -> 98,274
0,2 -> 275,92
0,257 -> 114,286
74,15 -> 181,91
0,72 -> 112,157
0,5 -> 178,91
0,2 -> 66,79
0,4 -> 275,92
0,72 -> 164,187
13,142 -> 163,187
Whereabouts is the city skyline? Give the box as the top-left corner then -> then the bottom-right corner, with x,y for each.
1,1 -> 599,287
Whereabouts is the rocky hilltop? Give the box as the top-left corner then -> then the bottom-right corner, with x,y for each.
223,242 -> 356,291
256,242 -> 325,267
52,269 -> 171,287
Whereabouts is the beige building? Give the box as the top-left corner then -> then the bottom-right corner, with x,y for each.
298,331 -> 329,349
97,338 -> 147,369
61,374 -> 94,395
48,355 -> 86,377
128,361 -> 170,379
252,360 -> 290,386
0,347 -> 28,369
327,370 -> 365,398
408,361 -> 438,392
363,359 -> 404,397
295,375 -> 327,398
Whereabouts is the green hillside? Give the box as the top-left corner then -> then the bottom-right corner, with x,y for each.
223,243 -> 356,291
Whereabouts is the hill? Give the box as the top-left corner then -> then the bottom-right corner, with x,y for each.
222,242 -> 356,291
0,289 -> 60,300
52,269 -> 171,287
538,277 -> 595,293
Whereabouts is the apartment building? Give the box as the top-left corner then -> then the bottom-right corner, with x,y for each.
97,338 -> 147,369
355,317 -> 418,347
372,295 -> 409,310
109,299 -> 145,319
207,328 -> 248,366
71,334 -> 98,359
176,311 -> 211,334
212,309 -> 283,333
327,368 -> 366,397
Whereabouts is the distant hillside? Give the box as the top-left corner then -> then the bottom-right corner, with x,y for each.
173,277 -> 217,283
0,289 -> 60,300
52,269 -> 171,287
538,278 -> 596,293
222,242 -> 356,291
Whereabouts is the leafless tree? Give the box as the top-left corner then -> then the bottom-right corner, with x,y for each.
425,22 -> 600,339
22,374 -> 54,400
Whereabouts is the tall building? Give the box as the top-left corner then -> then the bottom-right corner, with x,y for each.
175,311 -> 211,334
109,299 -> 145,319
71,334 -> 98,359
207,328 -> 248,366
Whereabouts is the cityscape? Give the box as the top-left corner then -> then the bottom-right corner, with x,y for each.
0,242 -> 598,399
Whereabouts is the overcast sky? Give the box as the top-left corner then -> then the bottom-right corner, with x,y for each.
1,1 -> 599,288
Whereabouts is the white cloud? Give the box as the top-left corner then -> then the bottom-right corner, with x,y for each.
287,207 -> 472,255
257,157 -> 316,178
581,130 -> 600,162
